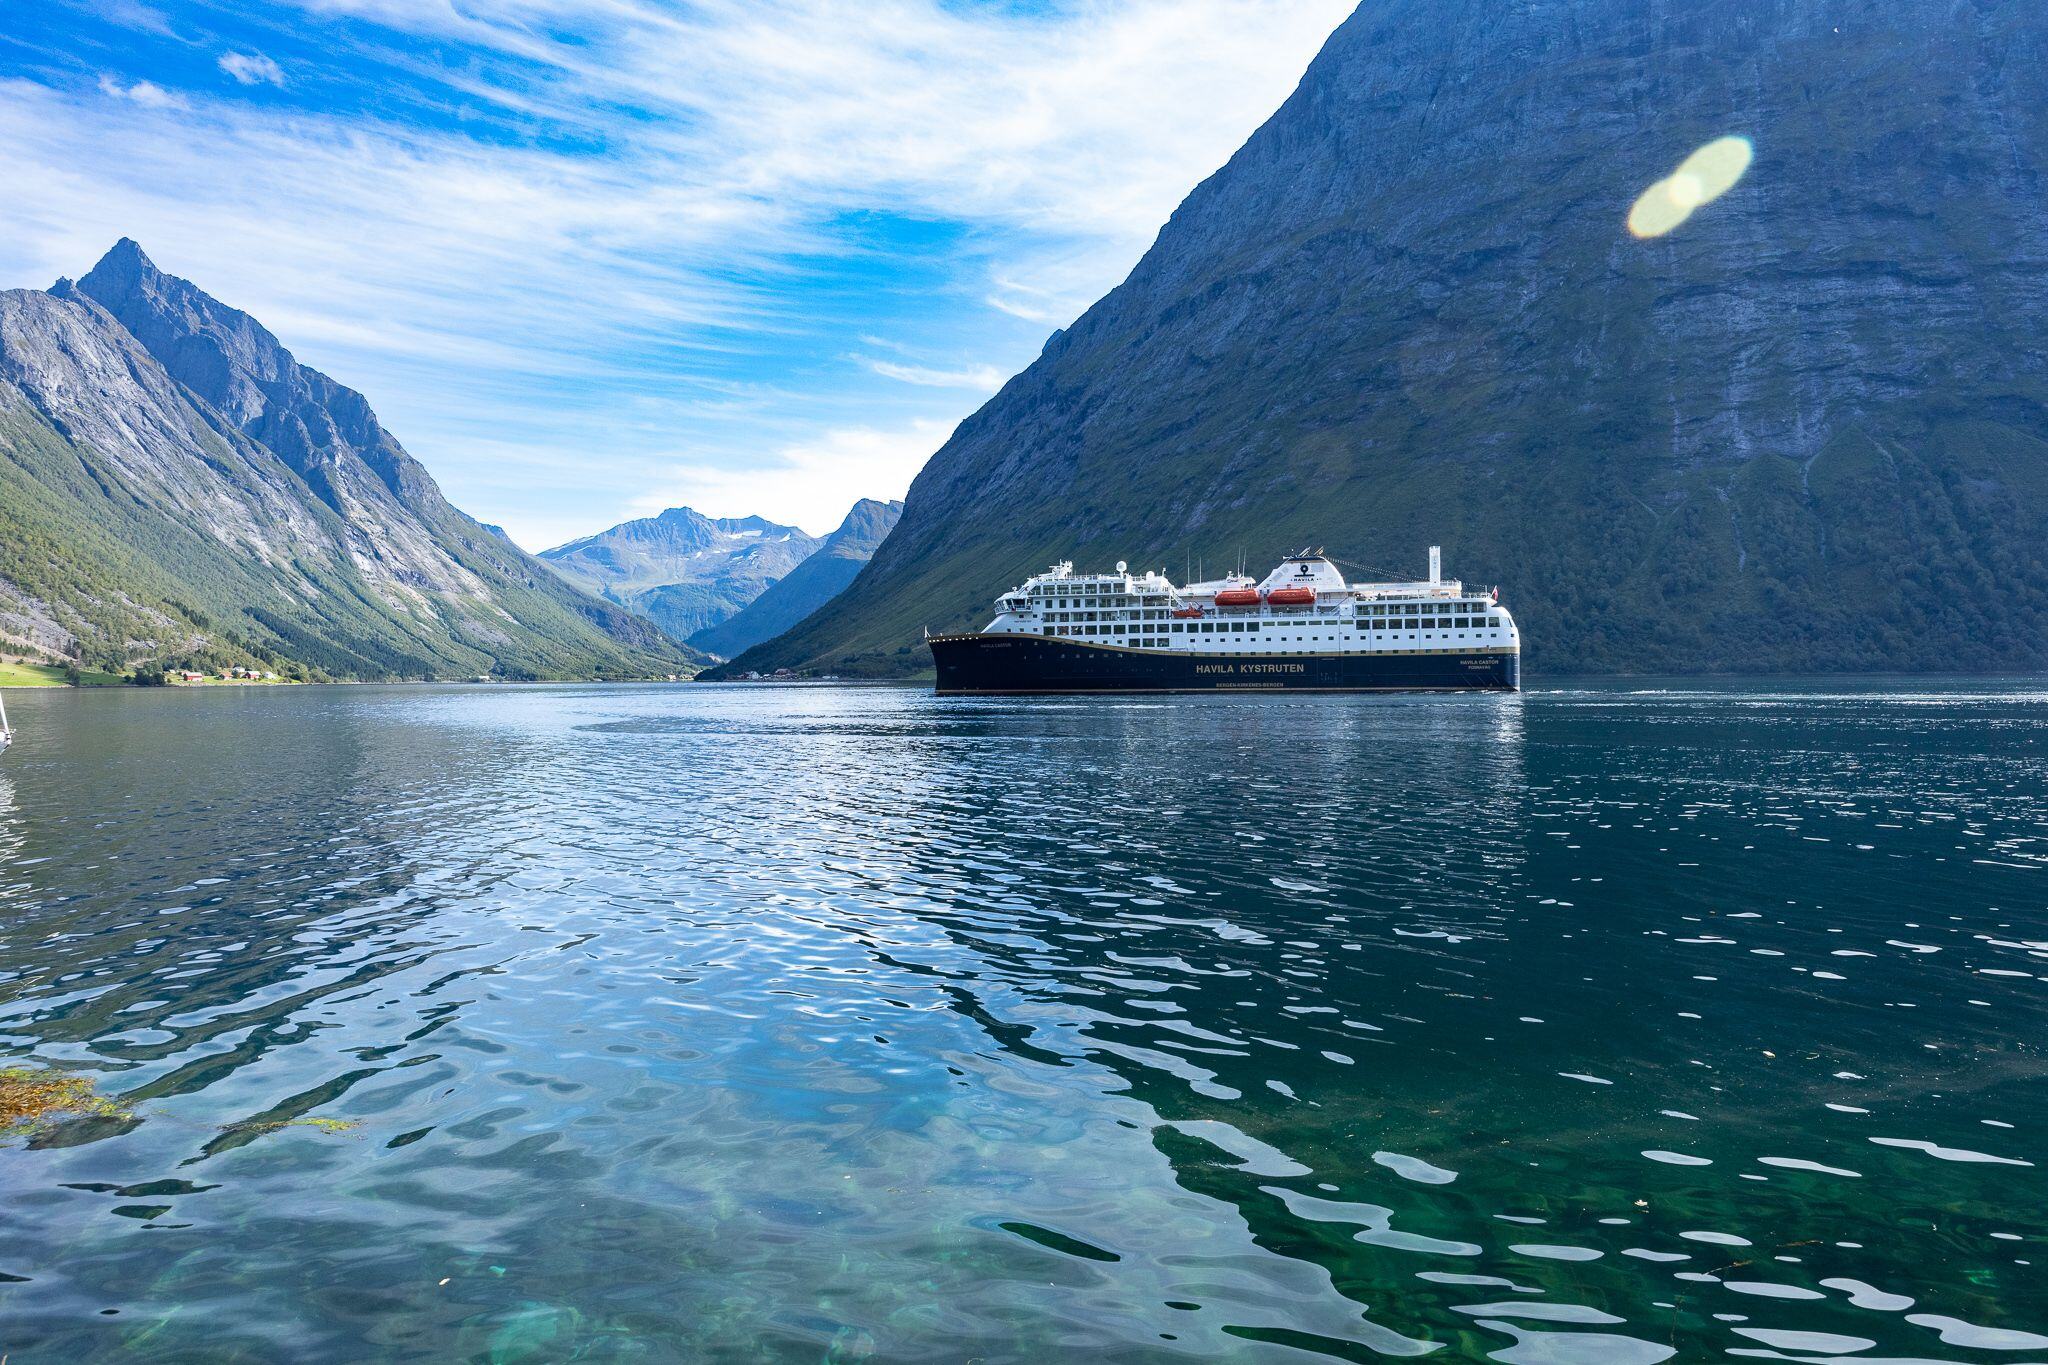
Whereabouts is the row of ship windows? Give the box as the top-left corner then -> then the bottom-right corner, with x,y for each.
1025,617 -> 1502,634
1028,583 -> 1137,596
1022,593 -> 1493,615
1363,618 -> 1498,632
1030,622 -> 1502,639
1032,609 -> 1499,626
1042,610 -> 1175,622
1362,607 -> 1496,619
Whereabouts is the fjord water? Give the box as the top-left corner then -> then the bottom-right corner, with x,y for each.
2,683 -> 2043,1362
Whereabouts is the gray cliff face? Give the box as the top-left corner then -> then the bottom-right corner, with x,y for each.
2,286 -> 329,571
540,507 -> 822,642
0,243 -> 693,678
687,498 -> 902,660
77,240 -> 472,599
825,498 -> 904,555
724,0 -> 2048,678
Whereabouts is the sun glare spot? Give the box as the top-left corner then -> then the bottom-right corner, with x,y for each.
1628,136 -> 1753,238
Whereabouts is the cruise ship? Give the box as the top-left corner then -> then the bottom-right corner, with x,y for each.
927,547 -> 1518,694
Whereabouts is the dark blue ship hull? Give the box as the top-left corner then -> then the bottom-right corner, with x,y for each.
929,634 -> 1518,694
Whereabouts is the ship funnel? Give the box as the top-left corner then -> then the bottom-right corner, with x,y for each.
1429,545 -> 1441,585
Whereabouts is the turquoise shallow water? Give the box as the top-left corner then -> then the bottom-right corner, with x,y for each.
0,679 -> 2043,1362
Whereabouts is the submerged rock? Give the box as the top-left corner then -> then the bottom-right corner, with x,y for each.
0,1065 -> 128,1137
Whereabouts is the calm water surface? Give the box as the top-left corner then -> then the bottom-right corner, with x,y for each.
1,680 -> 2044,1362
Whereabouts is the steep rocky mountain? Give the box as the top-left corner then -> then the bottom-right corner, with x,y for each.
688,498 -> 902,660
539,508 -> 820,643
0,240 -> 695,680
715,0 -> 2048,680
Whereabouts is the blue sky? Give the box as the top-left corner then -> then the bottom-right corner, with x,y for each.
0,0 -> 1349,547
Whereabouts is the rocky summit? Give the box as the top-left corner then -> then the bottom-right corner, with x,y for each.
0,240 -> 695,680
691,498 -> 902,661
730,0 -> 2048,679
540,507 -> 822,647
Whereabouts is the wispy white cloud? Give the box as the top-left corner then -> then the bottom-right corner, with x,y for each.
863,358 -> 1006,392
3,0 -> 1352,541
218,51 -> 287,86
294,0 -> 1350,265
96,74 -> 186,108
985,277 -> 1073,325
621,417 -> 955,543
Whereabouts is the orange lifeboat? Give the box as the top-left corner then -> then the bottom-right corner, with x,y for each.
1266,587 -> 1316,606
1213,588 -> 1260,607
1172,606 -> 1205,619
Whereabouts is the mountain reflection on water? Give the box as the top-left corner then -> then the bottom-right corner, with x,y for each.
0,681 -> 2042,1362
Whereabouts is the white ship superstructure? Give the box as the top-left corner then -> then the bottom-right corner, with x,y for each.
927,546 -> 1519,694
978,547 -> 1518,658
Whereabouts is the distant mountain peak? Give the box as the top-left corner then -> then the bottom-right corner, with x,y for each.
647,507 -> 799,537
687,496 -> 902,662
100,236 -> 155,270
76,237 -> 298,432
538,504 -> 824,643
78,238 -> 171,305
552,505 -> 807,552
828,497 -> 906,546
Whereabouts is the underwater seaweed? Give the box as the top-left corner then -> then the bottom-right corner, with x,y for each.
0,1066 -> 130,1138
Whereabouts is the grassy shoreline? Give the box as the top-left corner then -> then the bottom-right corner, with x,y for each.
0,662 -> 126,688
0,664 -> 707,689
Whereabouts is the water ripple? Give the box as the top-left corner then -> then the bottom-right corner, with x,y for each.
0,679 -> 2041,1360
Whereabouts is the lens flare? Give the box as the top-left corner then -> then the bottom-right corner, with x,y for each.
1628,136 -> 1752,238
